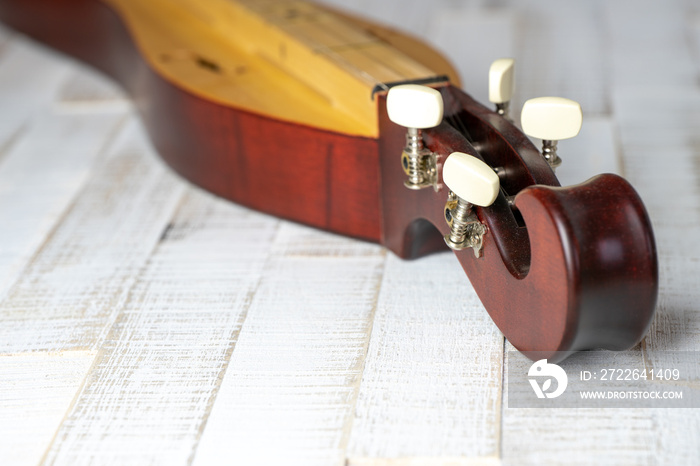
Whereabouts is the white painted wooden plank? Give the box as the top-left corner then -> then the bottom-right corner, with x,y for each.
651,410 -> 700,464
0,1 -> 698,464
427,8 -> 515,106
690,8 -> 700,46
612,83 -> 700,464
0,351 -> 95,466
0,39 -> 71,97
270,221 -> 383,258
605,0 -> 697,89
56,66 -> 129,113
0,111 -> 126,299
192,223 -> 385,466
43,191 -> 279,465
499,0 -> 700,463
514,0 -> 610,115
612,86 -> 700,309
502,404 -> 656,465
500,0 -> 700,459
346,253 -> 503,461
0,40 -> 73,150
500,346 -> 664,465
0,117 -> 185,352
689,15 -> 700,72
501,349 -> 700,465
348,458 -> 501,466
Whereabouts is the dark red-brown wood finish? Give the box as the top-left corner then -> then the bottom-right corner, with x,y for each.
0,0 -> 658,361
0,0 -> 384,241
379,88 -> 658,360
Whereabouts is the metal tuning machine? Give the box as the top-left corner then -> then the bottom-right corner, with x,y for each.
521,97 -> 582,170
386,84 -> 444,191
489,58 -> 515,119
442,152 -> 500,258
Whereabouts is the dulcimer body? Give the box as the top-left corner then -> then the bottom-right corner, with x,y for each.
0,0 -> 658,361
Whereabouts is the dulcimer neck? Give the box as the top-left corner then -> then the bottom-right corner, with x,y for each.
1,0 -> 456,240
106,0 -> 460,138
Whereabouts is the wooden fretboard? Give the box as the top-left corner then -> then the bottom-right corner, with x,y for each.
103,0 -> 455,136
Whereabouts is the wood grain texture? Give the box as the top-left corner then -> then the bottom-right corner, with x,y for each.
0,0 -> 698,465
99,0 -> 458,137
193,223 -> 385,466
0,38 -> 72,147
500,0 -> 700,464
608,6 -> 700,457
346,253 -> 503,460
0,351 -> 95,466
57,66 -> 128,112
44,190 -> 279,465
0,111 -> 125,300
0,118 -> 184,352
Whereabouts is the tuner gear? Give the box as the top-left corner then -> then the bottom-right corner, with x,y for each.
386,84 -> 444,190
441,152 -> 500,257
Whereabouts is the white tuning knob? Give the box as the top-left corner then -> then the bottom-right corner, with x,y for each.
521,97 -> 582,140
441,152 -> 498,255
521,97 -> 582,169
489,58 -> 515,117
443,152 -> 500,207
386,84 -> 444,190
386,84 -> 444,129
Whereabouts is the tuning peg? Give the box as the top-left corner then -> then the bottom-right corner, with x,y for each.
442,152 -> 499,256
387,84 -> 444,190
443,152 -> 500,207
489,58 -> 515,118
521,97 -> 582,169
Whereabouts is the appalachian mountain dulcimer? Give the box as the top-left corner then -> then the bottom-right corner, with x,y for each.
0,0 -> 658,361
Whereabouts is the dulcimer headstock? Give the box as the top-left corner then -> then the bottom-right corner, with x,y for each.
378,59 -> 657,362
0,0 -> 655,363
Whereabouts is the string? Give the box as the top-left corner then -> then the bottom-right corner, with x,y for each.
234,0 -> 422,92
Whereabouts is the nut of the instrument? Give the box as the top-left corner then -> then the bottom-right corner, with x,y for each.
488,58 -> 515,104
521,97 -> 583,141
386,84 -> 444,129
442,152 -> 500,207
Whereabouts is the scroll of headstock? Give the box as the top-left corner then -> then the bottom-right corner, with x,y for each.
381,80 -> 657,362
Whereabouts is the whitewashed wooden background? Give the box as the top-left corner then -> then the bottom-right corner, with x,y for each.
0,0 -> 699,464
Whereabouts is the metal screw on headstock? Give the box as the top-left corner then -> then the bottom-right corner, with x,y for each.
541,139 -> 561,169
